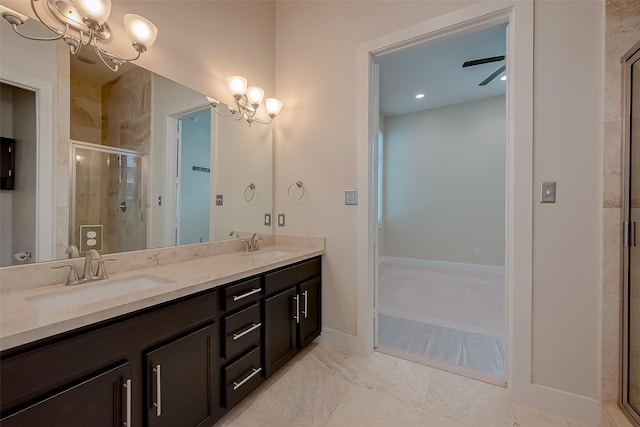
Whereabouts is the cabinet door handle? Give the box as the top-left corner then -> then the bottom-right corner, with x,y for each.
233,367 -> 262,391
293,295 -> 300,323
124,378 -> 132,427
302,290 -> 308,319
153,364 -> 162,417
233,322 -> 261,340
233,288 -> 261,301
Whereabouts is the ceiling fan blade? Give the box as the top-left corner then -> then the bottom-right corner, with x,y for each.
479,64 -> 506,86
463,55 -> 506,68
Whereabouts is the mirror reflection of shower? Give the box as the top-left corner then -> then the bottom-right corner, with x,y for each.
71,142 -> 146,255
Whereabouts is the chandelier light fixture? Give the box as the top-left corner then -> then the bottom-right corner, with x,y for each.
1,0 -> 158,72
207,76 -> 283,126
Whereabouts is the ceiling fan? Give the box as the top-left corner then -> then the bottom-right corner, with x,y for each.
462,55 -> 506,86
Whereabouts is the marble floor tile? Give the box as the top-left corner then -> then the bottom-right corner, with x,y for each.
512,402 -> 588,427
354,349 -> 432,409
421,410 -> 468,427
249,361 -> 352,427
293,341 -> 366,383
324,384 -> 423,427
218,405 -> 303,427
424,369 -> 515,427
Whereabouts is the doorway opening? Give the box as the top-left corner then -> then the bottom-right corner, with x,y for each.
372,22 -> 509,385
173,107 -> 212,246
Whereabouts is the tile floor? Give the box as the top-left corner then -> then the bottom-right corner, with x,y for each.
214,343 -> 592,427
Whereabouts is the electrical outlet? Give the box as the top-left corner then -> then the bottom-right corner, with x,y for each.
265,213 -> 271,226
278,213 -> 286,227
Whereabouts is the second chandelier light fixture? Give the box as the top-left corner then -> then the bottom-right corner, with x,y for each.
207,76 -> 282,126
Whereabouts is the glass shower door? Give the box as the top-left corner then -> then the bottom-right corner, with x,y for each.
72,143 -> 146,255
624,44 -> 640,426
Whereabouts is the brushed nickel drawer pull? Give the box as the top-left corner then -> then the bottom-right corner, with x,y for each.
294,295 -> 300,323
124,378 -> 132,426
153,364 -> 162,416
233,367 -> 262,391
232,288 -> 261,301
232,322 -> 261,341
302,290 -> 308,319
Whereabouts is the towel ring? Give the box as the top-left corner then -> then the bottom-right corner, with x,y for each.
288,181 -> 305,201
244,183 -> 255,201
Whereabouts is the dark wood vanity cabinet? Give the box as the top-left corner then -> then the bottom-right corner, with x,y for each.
263,258 -> 322,378
145,323 -> 218,427
1,362 -> 132,427
0,256 -> 322,426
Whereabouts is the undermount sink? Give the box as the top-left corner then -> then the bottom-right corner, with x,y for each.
243,249 -> 294,260
27,275 -> 175,310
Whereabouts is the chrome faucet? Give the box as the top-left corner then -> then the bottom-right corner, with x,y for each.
65,245 -> 80,258
229,231 -> 240,238
244,233 -> 263,252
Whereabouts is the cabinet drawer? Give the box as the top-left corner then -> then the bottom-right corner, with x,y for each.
224,277 -> 262,311
223,303 -> 261,361
264,257 -> 321,296
223,346 -> 263,409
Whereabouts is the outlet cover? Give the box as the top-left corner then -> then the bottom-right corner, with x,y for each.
345,190 -> 358,205
540,182 -> 556,203
216,195 -> 223,206
265,213 -> 271,226
278,213 -> 286,227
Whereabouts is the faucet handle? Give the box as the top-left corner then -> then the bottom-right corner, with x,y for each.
52,264 -> 82,286
95,258 -> 117,280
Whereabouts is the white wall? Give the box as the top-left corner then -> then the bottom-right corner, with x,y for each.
275,0 -> 602,408
383,96 -> 505,266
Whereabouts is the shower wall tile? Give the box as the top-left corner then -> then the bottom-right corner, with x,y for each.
603,121 -> 622,208
70,75 -> 101,144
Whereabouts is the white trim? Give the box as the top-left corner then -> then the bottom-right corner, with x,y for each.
0,71 -> 55,263
318,327 -> 361,354
355,2 -> 599,424
379,256 -> 505,276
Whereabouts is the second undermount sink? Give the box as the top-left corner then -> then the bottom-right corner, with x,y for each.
243,249 -> 294,260
27,274 -> 175,311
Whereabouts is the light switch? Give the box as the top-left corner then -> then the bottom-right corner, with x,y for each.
345,190 -> 358,205
265,213 -> 271,226
278,213 -> 286,227
540,182 -> 556,203
216,195 -> 223,206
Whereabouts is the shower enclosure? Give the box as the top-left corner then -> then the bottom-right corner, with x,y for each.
622,42 -> 640,426
71,142 -> 146,255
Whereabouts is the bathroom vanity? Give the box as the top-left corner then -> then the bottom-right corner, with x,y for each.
0,240 -> 323,426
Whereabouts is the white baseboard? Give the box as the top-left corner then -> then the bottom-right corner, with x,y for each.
379,256 -> 505,276
319,327 -> 368,356
511,382 -> 602,426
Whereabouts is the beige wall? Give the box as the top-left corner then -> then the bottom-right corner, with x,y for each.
382,96 -> 506,267
275,0 -> 603,403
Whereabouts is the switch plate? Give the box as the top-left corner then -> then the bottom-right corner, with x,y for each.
345,190 -> 358,205
265,213 -> 271,226
278,213 -> 285,227
216,195 -> 223,206
540,182 -> 556,203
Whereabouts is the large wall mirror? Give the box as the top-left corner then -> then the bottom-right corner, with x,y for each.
0,16 -> 273,268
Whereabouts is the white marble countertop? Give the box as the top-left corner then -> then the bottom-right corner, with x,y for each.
0,241 -> 324,352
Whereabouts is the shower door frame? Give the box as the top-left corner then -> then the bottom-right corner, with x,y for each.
621,41 -> 640,427
69,140 -> 148,254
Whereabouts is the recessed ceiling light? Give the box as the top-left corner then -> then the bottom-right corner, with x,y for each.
501,76 -> 507,81
415,93 -> 425,99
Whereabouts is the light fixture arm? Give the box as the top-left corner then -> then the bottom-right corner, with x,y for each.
93,37 -> 141,72
207,78 -> 281,127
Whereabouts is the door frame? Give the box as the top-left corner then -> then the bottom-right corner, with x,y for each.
621,40 -> 640,427
356,0 -> 535,408
0,72 -> 55,263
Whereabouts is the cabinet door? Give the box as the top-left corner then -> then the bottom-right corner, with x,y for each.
263,287 -> 297,378
299,277 -> 321,349
145,323 -> 218,427
0,363 -> 131,427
